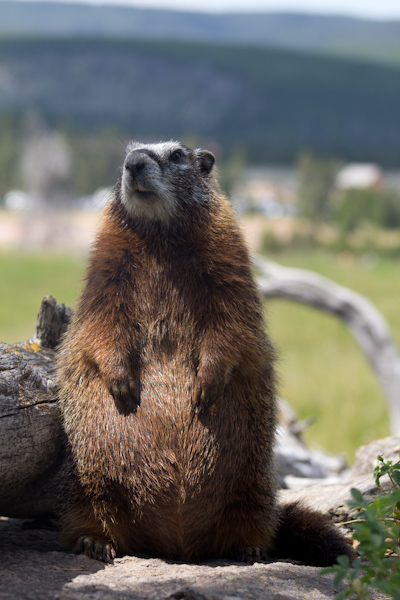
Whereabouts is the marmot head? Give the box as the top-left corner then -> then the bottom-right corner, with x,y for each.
120,141 -> 216,222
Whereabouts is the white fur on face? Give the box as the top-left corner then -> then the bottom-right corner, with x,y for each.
126,140 -> 184,158
121,141 -> 187,222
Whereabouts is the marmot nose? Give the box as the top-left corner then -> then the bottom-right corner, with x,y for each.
124,152 -> 148,179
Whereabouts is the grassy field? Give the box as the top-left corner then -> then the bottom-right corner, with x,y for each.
0,246 -> 397,462
262,250 -> 397,460
0,250 -> 86,343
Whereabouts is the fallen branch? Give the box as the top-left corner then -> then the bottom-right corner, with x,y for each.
254,255 -> 400,434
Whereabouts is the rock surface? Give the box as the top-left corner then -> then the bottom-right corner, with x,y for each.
0,517 -> 375,600
351,434 -> 400,477
280,473 -> 389,521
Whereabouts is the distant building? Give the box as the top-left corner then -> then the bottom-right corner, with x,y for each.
231,167 -> 297,216
335,163 -> 383,191
4,190 -> 33,211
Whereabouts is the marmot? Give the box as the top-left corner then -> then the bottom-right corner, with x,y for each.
56,140 -> 354,566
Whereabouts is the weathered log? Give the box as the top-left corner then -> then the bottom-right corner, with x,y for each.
0,296 -> 70,518
254,255 -> 400,435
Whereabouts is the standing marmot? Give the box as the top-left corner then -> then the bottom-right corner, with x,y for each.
57,140 -> 354,566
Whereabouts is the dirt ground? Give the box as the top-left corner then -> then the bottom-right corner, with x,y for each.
0,210 -> 277,254
0,210 -> 97,252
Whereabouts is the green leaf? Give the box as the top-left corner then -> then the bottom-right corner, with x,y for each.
370,532 -> 384,547
352,578 -> 364,594
392,470 -> 400,486
337,554 -> 350,568
320,566 -> 336,577
333,589 -> 349,600
350,488 -> 368,508
333,570 -> 346,587
352,557 -> 362,571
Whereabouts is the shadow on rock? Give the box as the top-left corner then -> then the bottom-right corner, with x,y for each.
0,518 -> 105,600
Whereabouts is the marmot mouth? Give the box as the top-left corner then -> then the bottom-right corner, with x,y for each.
133,189 -> 157,202
129,181 -> 157,202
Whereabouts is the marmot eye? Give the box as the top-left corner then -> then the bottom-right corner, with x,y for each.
170,150 -> 183,163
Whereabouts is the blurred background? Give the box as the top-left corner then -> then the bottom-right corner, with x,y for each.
1,0 -> 400,461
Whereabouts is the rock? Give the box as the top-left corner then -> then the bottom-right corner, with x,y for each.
351,434 -> 400,477
280,433 -> 400,523
280,473 -> 389,524
0,518 -> 386,600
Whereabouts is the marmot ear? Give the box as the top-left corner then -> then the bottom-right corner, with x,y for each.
196,150 -> 215,176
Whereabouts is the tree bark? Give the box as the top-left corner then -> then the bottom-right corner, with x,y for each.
0,296 -> 70,518
254,255 -> 400,434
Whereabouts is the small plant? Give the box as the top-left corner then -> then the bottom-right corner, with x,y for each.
322,454 -> 400,599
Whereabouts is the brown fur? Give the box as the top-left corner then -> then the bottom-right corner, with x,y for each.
56,141 -> 354,566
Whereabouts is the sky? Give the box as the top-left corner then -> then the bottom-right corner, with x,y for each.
35,0 -> 400,20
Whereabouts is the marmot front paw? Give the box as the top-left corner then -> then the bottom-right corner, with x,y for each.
195,367 -> 230,411
106,376 -> 140,414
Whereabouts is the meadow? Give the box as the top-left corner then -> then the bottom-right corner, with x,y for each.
1,242 -> 398,462
0,250 -> 85,343
262,249 -> 397,460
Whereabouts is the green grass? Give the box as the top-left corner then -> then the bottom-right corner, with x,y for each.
0,247 -> 397,461
264,250 -> 397,460
0,250 -> 86,343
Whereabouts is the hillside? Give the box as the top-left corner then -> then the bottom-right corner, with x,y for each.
0,37 -> 399,166
0,1 -> 400,65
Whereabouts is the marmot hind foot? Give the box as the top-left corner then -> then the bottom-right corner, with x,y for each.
234,546 -> 269,564
72,536 -> 117,564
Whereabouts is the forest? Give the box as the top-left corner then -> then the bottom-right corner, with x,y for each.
0,35 -> 399,192
1,1 -> 400,65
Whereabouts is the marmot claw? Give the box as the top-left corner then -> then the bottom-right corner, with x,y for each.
195,368 -> 230,411
107,378 -> 140,414
72,536 -> 116,564
235,546 -> 269,564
